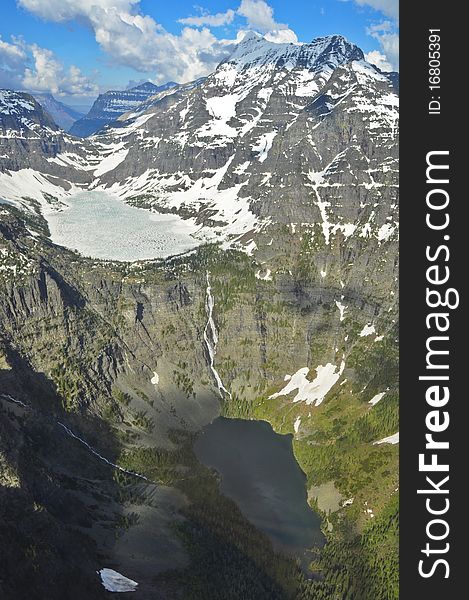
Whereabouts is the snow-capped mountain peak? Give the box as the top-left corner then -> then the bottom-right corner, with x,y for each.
224,32 -> 363,73
0,90 -> 40,117
0,89 -> 58,133
0,32 -> 398,256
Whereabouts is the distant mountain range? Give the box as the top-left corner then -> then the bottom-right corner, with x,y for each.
30,93 -> 84,132
69,81 -> 178,137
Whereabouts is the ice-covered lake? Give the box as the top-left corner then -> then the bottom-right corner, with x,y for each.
47,191 -> 200,261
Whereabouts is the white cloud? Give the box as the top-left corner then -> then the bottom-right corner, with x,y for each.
367,20 -> 393,34
237,0 -> 288,33
179,9 -> 236,27
365,50 -> 392,72
365,20 -> 398,71
19,0 -> 236,82
0,36 -> 27,66
0,36 -> 97,95
352,1 -> 399,71
374,31 -> 398,70
264,29 -> 298,44
1,37 -> 25,88
353,0 -> 398,20
17,0 -> 139,22
17,0 -> 298,83
180,1 -> 297,46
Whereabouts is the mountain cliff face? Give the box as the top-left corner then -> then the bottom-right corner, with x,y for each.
0,33 -> 399,600
89,34 -> 397,249
0,89 -> 62,171
69,81 -> 178,137
0,90 -> 92,213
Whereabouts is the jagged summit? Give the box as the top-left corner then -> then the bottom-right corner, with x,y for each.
129,82 -> 160,93
132,81 -> 177,93
224,32 -> 364,72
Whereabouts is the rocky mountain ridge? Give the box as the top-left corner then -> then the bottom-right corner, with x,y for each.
69,81 -> 178,137
1,33 -> 399,254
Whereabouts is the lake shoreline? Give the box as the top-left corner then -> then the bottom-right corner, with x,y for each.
194,416 -> 325,570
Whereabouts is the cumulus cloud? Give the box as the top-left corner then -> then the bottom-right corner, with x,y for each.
264,29 -> 298,44
0,35 -> 97,95
19,0 -> 236,82
352,0 -> 399,71
237,0 -> 288,32
0,36 -> 27,66
373,31 -> 398,70
1,36 -> 26,88
179,9 -> 236,27
366,19 -> 398,70
23,45 -> 98,95
18,0 -> 297,83
353,0 -> 398,21
365,50 -> 392,72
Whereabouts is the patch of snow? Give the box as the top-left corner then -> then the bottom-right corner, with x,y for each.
258,87 -> 273,102
335,300 -> 347,322
199,94 -> 239,138
98,569 -> 138,593
252,131 -> 277,162
295,71 -> 320,97
377,223 -> 395,242
270,362 -> 345,406
244,240 -> 257,255
369,392 -> 386,406
373,432 -> 399,445
94,144 -> 129,177
0,168 -> 78,210
151,372 -> 159,385
180,106 -> 189,123
351,60 -> 389,84
255,268 -> 272,281
294,416 -> 301,434
359,323 -> 376,337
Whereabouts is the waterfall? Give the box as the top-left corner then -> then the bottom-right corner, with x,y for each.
203,272 -> 231,398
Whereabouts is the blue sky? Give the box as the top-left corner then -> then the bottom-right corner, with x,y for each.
1,0 -> 398,108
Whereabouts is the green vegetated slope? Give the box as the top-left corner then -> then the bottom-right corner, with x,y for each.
0,209 -> 398,599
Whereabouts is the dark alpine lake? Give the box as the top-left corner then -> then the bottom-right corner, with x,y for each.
194,417 -> 325,565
